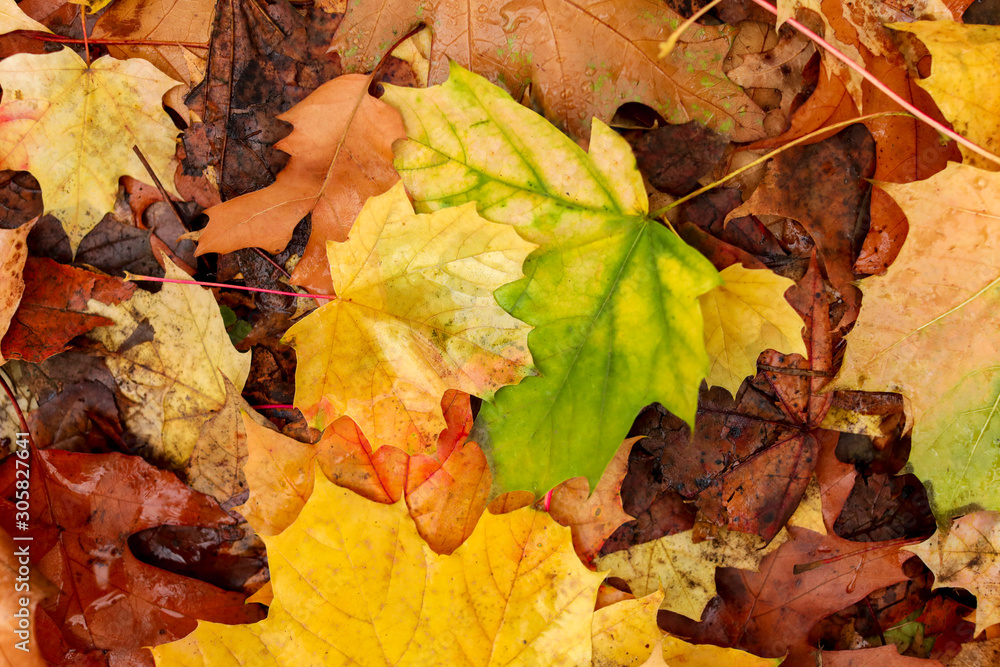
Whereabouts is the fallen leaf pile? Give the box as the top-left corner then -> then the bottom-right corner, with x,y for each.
1,1 -> 999,666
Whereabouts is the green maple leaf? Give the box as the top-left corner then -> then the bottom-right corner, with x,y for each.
383,63 -> 721,495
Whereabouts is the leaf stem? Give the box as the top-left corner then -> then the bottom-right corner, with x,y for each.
650,112 -> 904,219
132,145 -> 187,227
124,274 -> 337,300
19,30 -> 209,49
747,0 -> 1000,167
79,7 -> 90,66
252,404 -> 298,410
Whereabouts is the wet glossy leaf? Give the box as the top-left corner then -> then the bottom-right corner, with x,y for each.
0,525 -> 46,666
385,64 -> 720,495
0,449 -> 264,666
1,258 -> 135,363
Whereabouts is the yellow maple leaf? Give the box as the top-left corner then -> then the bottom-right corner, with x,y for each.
594,528 -> 787,621
151,472 -> 662,666
283,181 -> 536,452
0,48 -> 180,255
86,259 -> 250,466
888,21 -> 1000,171
700,263 -> 807,395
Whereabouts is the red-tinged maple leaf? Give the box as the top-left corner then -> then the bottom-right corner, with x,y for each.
665,527 -> 912,666
1,257 -> 135,363
0,448 -> 264,667
240,390 -> 489,554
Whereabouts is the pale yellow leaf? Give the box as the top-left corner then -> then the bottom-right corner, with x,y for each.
594,528 -> 788,620
0,49 -> 180,255
86,259 -> 250,465
904,511 -> 1000,637
0,0 -> 50,34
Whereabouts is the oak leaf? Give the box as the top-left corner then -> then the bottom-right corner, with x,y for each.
829,163 -> 1000,516
0,0 -> 50,34
594,528 -> 787,620
332,0 -> 765,141
282,181 -> 535,451
673,527 -> 910,664
700,263 -> 807,395
1,257 -> 135,363
385,64 -> 721,495
0,48 -> 180,255
0,220 -> 32,365
887,21 -> 1000,171
86,258 -> 251,466
92,0 -> 216,88
0,449 -> 263,666
195,73 -> 406,294
903,511 -> 1000,637
151,472 -> 662,666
